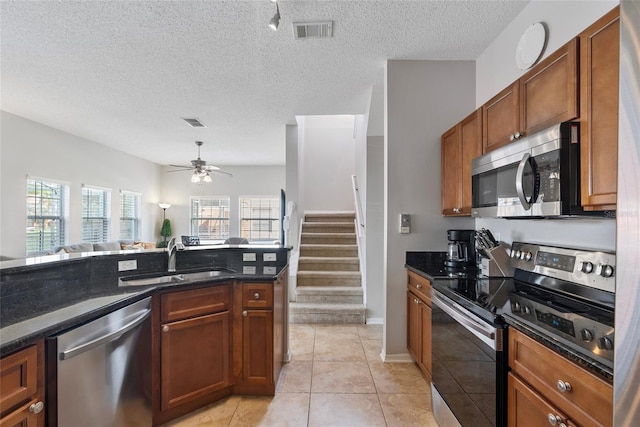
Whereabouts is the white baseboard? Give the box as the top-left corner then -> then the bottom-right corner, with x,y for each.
365,317 -> 383,324
381,352 -> 414,363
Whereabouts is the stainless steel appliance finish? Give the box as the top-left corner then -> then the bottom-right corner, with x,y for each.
431,286 -> 508,427
47,297 -> 152,427
615,1 -> 640,423
471,122 -> 614,218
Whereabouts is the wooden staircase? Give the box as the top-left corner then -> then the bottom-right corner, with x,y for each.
289,212 -> 365,324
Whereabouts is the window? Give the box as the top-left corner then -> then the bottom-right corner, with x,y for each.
82,186 -> 111,243
190,196 -> 230,241
120,191 -> 141,240
239,197 -> 280,242
26,178 -> 68,254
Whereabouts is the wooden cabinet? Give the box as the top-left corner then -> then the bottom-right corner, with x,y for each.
508,328 -> 612,427
0,342 -> 44,427
406,270 -> 432,378
154,285 -> 232,424
579,6 -> 620,211
482,39 -> 578,154
508,373 -> 576,427
441,108 -> 483,216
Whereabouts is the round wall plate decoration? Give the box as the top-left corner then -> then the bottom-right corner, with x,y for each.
515,22 -> 546,70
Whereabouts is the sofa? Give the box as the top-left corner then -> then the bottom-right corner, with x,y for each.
51,240 -> 156,254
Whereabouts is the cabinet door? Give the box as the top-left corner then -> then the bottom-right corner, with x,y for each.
580,6 -> 619,210
407,291 -> 420,362
0,346 -> 38,416
441,125 -> 461,215
483,81 -> 520,153
459,109 -> 483,214
508,373 -> 573,427
520,38 -> 579,136
242,310 -> 274,385
418,302 -> 432,378
0,399 -> 41,427
161,311 -> 230,411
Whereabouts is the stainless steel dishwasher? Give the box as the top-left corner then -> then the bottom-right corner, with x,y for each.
46,296 -> 152,427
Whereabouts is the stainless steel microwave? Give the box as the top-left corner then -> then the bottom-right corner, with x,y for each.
471,122 -> 614,219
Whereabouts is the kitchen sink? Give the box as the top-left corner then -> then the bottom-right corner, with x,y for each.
119,268 -> 235,287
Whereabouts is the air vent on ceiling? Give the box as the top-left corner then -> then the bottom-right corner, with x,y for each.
293,21 -> 333,39
182,117 -> 207,128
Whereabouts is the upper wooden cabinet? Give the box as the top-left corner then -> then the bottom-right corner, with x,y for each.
482,38 -> 579,154
442,108 -> 483,216
579,6 -> 619,211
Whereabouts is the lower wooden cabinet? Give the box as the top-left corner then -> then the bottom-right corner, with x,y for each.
241,309 -> 274,386
508,373 -> 576,427
406,270 -> 432,379
0,342 -> 44,427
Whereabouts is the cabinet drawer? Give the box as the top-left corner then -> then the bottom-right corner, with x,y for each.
161,285 -> 230,323
508,373 -> 574,427
509,328 -> 612,427
407,270 -> 431,304
0,345 -> 38,417
242,283 -> 273,309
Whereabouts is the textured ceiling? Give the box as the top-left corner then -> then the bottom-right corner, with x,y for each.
1,0 -> 528,167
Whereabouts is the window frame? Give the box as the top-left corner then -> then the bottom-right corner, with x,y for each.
26,177 -> 69,255
119,190 -> 141,240
82,185 -> 112,243
189,196 -> 231,243
239,196 -> 281,242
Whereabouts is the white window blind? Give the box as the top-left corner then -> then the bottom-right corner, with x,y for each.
239,196 -> 280,241
82,186 -> 111,243
190,196 -> 230,241
26,178 -> 68,254
120,191 -> 141,240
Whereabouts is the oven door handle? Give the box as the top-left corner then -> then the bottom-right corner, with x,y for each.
432,290 -> 498,350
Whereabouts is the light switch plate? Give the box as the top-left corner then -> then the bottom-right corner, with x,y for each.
263,266 -> 276,275
243,253 -> 256,262
118,260 -> 137,272
263,253 -> 277,262
400,214 -> 411,234
243,266 -> 256,274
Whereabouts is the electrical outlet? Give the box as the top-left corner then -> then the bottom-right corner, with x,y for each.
243,266 -> 256,274
243,253 -> 256,262
263,266 -> 276,275
118,260 -> 137,272
263,253 -> 277,262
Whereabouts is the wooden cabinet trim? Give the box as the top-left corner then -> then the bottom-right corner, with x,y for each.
242,283 -> 273,309
161,284 -> 230,323
407,270 -> 431,304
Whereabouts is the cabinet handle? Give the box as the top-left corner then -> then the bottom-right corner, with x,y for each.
253,292 -> 261,300
556,380 -> 572,393
548,414 -> 560,426
29,401 -> 44,414
453,207 -> 460,213
162,325 -> 169,333
242,310 -> 248,317
416,284 -> 422,290
510,134 -> 515,142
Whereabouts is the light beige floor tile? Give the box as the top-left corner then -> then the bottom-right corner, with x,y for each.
311,361 -> 376,393
277,361 -> 313,393
308,393 -> 386,427
313,338 -> 366,362
357,324 -> 383,340
290,324 -> 316,340
314,324 -> 360,340
290,338 -> 314,361
368,361 -> 430,394
361,339 -> 383,362
163,395 -> 241,427
378,393 -> 439,427
228,393 -> 309,427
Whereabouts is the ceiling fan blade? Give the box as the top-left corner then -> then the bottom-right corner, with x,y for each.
210,169 -> 233,177
166,169 -> 192,173
203,165 -> 220,171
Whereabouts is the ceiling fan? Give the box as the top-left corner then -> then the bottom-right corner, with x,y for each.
167,141 -> 232,183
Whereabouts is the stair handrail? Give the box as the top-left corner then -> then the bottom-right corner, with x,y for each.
351,175 -> 365,238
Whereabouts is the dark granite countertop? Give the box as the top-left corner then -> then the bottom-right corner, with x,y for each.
0,247 -> 290,357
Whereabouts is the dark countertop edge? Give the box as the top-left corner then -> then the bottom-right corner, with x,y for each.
0,268 -> 287,357
504,315 -> 613,384
405,264 -> 439,281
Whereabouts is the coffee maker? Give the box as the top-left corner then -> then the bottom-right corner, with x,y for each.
445,229 -> 476,271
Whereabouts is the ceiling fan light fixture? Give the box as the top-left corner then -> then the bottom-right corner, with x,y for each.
269,3 -> 280,31
191,172 -> 201,183
203,173 -> 212,183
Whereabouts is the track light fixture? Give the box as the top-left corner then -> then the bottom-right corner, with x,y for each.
269,1 -> 280,31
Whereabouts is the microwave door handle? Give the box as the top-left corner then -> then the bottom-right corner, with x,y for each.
515,153 -> 532,210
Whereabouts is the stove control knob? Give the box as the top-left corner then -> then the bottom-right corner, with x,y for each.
513,302 -> 521,313
598,336 -> 614,351
524,252 -> 533,261
596,264 -> 615,278
514,250 -> 522,259
523,306 -> 532,315
580,261 -> 594,274
580,329 -> 594,342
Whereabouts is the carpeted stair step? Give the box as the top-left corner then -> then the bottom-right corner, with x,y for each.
300,232 -> 356,245
299,244 -> 358,258
301,222 -> 355,234
289,302 -> 365,324
304,213 -> 355,223
297,271 -> 361,286
298,256 -> 360,271
295,286 -> 363,304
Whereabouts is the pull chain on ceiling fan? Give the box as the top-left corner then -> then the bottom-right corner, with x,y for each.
167,141 -> 232,183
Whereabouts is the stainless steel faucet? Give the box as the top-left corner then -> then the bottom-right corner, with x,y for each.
167,237 -> 178,272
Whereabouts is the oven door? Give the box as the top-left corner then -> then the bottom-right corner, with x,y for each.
431,288 -> 507,427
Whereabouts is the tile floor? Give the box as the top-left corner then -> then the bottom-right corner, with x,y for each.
163,324 -> 439,427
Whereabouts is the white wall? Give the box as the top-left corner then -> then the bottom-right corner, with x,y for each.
474,0 -> 619,251
384,60 -> 476,359
0,111 -> 163,259
285,124 -> 300,249
159,164 -> 285,240
299,116 -> 356,212
366,135 -> 385,321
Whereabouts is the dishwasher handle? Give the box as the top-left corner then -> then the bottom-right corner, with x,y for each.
60,308 -> 151,360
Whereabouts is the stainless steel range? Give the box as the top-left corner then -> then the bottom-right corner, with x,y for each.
504,242 -> 615,372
